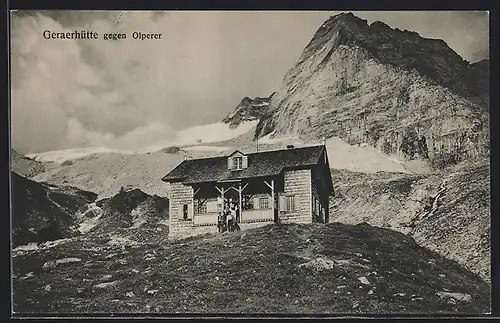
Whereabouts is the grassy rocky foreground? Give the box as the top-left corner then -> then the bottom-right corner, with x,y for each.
12,223 -> 490,314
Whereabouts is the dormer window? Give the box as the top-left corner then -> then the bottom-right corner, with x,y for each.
234,156 -> 243,170
228,151 -> 248,170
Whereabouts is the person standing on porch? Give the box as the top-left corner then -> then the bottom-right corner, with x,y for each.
227,206 -> 234,232
218,211 -> 224,233
231,206 -> 237,231
233,204 -> 241,231
235,204 -> 240,223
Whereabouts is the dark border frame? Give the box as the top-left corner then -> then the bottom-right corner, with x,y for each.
4,0 -> 498,321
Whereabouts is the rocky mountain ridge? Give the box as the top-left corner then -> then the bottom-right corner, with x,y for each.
11,172 -> 97,247
253,12 -> 489,167
222,94 -> 274,128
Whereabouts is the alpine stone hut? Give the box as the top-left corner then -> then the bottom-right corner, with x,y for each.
161,144 -> 334,239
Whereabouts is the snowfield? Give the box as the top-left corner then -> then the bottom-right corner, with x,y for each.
23,120 -> 429,199
26,147 -> 139,163
173,121 -> 258,146
324,137 -> 411,174
182,145 -> 233,152
257,131 -> 302,145
255,134 -> 423,174
25,121 -> 258,164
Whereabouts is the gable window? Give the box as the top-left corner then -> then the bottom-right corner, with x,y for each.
234,156 -> 243,170
228,152 -> 248,170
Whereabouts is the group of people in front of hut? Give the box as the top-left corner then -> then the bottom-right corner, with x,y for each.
218,198 -> 241,233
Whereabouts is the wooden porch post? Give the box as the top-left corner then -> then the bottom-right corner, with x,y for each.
191,188 -> 194,220
238,182 -> 242,223
271,179 -> 275,222
191,187 -> 200,220
264,179 -> 275,223
215,185 -> 225,212
238,183 -> 248,223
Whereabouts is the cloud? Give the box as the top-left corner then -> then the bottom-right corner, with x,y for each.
65,118 -> 175,150
10,11 -> 489,154
11,12 -> 179,153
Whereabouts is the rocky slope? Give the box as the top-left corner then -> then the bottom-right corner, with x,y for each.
222,94 -> 274,128
12,223 -> 490,314
31,151 -> 184,198
255,12 -> 489,166
461,59 -> 489,108
84,188 -> 170,244
11,172 -> 98,247
11,149 -> 52,178
11,171 -> 170,248
329,159 -> 490,282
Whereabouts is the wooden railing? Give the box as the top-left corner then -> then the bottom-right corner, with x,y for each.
241,209 -> 273,223
193,212 -> 218,226
194,209 -> 274,226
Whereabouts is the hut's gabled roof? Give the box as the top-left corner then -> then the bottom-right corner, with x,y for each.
162,145 -> 329,185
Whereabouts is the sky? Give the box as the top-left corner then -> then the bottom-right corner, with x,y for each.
10,10 -> 490,154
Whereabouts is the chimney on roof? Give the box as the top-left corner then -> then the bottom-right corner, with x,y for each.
287,144 -> 295,149
322,137 -> 326,146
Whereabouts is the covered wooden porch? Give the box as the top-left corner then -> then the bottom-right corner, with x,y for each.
189,176 -> 282,226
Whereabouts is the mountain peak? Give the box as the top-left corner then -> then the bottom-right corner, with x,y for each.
222,95 -> 272,128
330,11 -> 367,25
254,13 -> 489,164
313,12 -> 457,54
313,12 -> 368,38
298,12 -> 474,98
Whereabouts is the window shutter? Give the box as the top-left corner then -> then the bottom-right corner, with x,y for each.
228,157 -> 234,170
242,156 -> 248,169
279,196 -> 286,211
253,197 -> 260,210
207,201 -> 217,213
188,203 -> 193,219
178,205 -> 184,219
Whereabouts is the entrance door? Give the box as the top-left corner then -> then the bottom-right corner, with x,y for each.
183,204 -> 189,220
